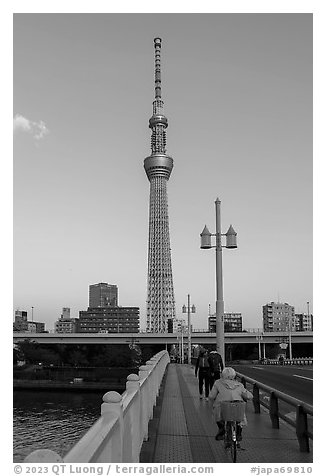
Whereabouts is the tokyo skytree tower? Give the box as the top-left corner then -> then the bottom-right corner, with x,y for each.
144,38 -> 176,333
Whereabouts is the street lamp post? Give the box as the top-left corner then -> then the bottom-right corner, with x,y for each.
258,336 -> 261,360
307,301 -> 313,331
31,306 -> 34,323
200,197 -> 237,363
307,301 -> 310,328
256,332 -> 265,360
179,321 -> 185,364
182,294 -> 196,365
288,314 -> 293,360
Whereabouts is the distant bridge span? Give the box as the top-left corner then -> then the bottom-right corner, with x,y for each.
13,331 -> 313,345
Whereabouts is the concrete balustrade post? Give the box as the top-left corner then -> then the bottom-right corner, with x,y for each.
101,391 -> 123,462
155,356 -> 161,389
164,351 -> 170,369
24,449 -> 63,463
126,373 -> 140,394
139,364 -> 150,380
154,355 -> 163,395
157,353 -> 165,384
146,360 -> 156,416
139,365 -> 151,441
158,354 -> 166,385
154,356 -> 161,398
124,374 -> 141,462
150,357 -> 159,399
154,352 -> 168,403
149,359 -> 156,404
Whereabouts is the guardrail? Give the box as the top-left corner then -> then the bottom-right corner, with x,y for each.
23,350 -> 170,463
262,358 -> 313,366
236,371 -> 313,452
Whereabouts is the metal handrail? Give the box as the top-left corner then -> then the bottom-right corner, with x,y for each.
262,358 -> 313,365
236,371 -> 313,453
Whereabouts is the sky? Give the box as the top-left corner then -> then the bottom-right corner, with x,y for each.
12,11 -> 313,332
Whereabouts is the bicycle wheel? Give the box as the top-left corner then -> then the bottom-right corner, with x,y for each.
225,422 -> 237,462
230,439 -> 237,463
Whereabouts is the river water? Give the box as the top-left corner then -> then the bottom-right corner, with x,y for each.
13,390 -> 105,462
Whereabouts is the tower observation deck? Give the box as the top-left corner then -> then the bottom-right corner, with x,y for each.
144,38 -> 175,333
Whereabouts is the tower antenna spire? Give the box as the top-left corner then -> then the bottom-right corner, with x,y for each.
144,38 -> 175,333
154,37 -> 162,99
148,37 -> 168,154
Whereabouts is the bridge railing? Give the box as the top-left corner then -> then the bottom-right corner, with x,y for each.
262,357 -> 313,366
236,371 -> 313,453
24,350 -> 170,463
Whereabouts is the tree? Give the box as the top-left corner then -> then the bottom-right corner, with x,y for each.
91,345 -> 134,367
15,340 -> 41,364
67,350 -> 89,367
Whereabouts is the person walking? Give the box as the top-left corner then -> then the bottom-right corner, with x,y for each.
195,349 -> 211,401
208,350 -> 224,389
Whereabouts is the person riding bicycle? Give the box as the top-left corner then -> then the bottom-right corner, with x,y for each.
208,367 -> 253,446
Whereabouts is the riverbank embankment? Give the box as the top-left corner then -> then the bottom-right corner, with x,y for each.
13,379 -> 126,392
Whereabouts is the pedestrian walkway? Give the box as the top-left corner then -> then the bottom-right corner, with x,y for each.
140,363 -> 313,463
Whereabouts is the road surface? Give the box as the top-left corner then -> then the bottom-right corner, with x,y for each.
233,364 -> 313,405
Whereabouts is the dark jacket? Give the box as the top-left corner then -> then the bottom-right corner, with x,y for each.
208,351 -> 224,374
195,352 -> 211,376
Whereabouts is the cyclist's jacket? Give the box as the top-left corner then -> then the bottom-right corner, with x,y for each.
208,378 -> 253,424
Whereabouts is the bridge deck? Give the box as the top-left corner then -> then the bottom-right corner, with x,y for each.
140,363 -> 313,463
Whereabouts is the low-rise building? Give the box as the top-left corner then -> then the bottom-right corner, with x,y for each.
54,307 -> 78,333
13,310 -> 46,333
77,306 -> 140,333
55,318 -> 78,333
27,321 -> 45,333
263,302 -> 295,332
294,313 -> 313,331
13,310 -> 28,331
208,312 -> 243,332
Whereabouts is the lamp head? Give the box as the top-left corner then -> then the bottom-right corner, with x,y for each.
200,225 -> 212,249
225,225 -> 237,249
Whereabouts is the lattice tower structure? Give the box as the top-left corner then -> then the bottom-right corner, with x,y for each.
144,38 -> 176,333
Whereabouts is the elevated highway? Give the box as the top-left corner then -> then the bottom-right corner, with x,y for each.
13,330 -> 312,345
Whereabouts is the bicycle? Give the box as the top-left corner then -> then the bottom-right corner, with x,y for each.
220,400 -> 246,463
